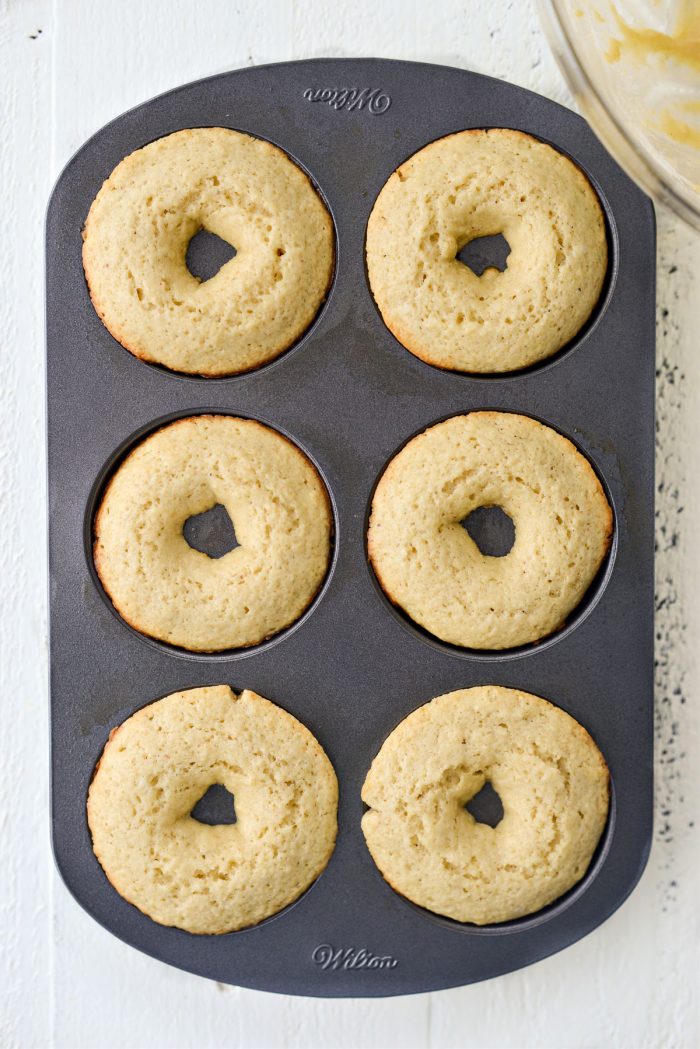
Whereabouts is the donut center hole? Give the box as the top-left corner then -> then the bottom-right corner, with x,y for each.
457,233 -> 511,277
183,504 -> 239,559
190,783 -> 237,825
185,228 -> 237,282
461,505 -> 515,557
465,781 -> 504,828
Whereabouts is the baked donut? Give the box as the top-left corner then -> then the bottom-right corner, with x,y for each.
83,127 -> 334,375
94,415 -> 332,651
367,412 -> 612,650
88,685 -> 338,933
361,685 -> 609,925
366,128 -> 607,373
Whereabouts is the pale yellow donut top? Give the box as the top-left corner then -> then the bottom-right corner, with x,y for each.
366,128 -> 608,373
94,415 -> 332,652
88,685 -> 338,934
83,127 -> 334,375
367,412 -> 612,650
361,685 -> 609,925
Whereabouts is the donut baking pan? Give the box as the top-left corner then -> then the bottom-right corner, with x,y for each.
47,58 -> 654,997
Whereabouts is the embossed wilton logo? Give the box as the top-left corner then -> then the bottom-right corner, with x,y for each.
312,944 -> 398,971
303,87 -> 391,114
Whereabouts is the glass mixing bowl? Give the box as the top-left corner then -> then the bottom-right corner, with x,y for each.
539,0 -> 700,228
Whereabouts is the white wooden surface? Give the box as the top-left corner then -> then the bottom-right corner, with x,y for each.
1,1 -> 699,1046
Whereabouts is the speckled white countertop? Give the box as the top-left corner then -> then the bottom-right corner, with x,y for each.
1,1 -> 698,1045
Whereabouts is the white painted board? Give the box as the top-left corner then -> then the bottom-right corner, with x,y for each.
1,1 -> 698,1045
